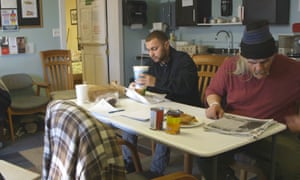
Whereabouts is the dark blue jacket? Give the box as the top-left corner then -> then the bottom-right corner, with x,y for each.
146,47 -> 200,107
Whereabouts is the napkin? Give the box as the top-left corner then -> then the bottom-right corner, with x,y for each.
89,99 -> 118,115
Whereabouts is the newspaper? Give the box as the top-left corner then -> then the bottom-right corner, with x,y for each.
204,114 -> 275,138
125,88 -> 166,104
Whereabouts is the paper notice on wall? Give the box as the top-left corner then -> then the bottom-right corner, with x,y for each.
8,37 -> 18,54
0,0 -> 17,8
1,9 -> 18,31
21,0 -> 38,18
182,0 -> 193,7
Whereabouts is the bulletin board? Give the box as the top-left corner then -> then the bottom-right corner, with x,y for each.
0,0 -> 42,28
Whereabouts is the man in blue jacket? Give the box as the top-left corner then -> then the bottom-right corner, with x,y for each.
123,30 -> 200,177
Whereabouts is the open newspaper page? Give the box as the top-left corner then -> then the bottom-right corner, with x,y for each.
125,88 -> 167,104
204,114 -> 275,138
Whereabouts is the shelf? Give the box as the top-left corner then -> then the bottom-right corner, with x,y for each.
136,54 -> 151,60
0,53 -> 33,57
196,22 -> 242,26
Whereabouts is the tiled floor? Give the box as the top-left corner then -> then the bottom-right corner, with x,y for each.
0,130 -> 43,173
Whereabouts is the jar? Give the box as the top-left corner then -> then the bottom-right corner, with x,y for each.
166,110 -> 181,134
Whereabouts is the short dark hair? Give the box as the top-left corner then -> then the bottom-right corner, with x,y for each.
145,30 -> 168,43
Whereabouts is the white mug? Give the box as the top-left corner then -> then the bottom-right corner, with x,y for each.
75,84 -> 89,104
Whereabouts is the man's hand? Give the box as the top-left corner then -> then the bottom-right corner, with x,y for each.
205,103 -> 224,119
286,115 -> 300,133
135,74 -> 156,87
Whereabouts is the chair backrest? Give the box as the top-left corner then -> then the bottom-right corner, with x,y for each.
40,50 -> 74,92
43,100 -> 126,179
192,54 -> 228,106
1,73 -> 35,97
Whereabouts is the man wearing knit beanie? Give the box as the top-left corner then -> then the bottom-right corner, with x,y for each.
240,20 -> 277,59
197,20 -> 300,180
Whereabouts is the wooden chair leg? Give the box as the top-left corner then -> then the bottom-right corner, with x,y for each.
184,153 -> 193,174
7,110 -> 15,142
151,140 -> 156,154
118,139 -> 143,172
239,169 -> 247,180
231,161 -> 267,180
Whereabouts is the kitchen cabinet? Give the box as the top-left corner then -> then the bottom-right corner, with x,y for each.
175,0 -> 290,27
176,0 -> 244,26
176,0 -> 211,26
242,0 -> 290,25
160,2 -> 176,30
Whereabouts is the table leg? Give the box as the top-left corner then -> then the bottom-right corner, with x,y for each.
184,153 -> 193,174
212,156 -> 218,180
270,135 -> 277,180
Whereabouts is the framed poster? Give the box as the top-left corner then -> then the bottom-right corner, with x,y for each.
1,9 -> 19,31
0,0 -> 42,27
17,0 -> 42,27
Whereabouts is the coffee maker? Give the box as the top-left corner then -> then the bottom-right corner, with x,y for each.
278,34 -> 300,58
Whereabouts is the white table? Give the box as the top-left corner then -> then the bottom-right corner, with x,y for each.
0,160 -> 40,180
79,98 -> 286,179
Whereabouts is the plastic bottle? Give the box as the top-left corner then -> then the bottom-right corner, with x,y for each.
169,33 -> 176,49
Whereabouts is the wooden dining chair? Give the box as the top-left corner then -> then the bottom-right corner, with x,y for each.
192,54 -> 228,106
40,49 -> 76,100
152,172 -> 199,180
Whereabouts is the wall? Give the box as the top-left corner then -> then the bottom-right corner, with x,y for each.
123,0 -> 300,86
123,0 -> 161,86
0,0 -> 60,80
65,0 -> 80,60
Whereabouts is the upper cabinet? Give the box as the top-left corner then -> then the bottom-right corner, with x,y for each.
174,0 -> 290,27
242,0 -> 290,25
160,2 -> 176,30
175,0 -> 211,26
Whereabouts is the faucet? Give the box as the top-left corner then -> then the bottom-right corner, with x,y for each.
215,30 -> 233,54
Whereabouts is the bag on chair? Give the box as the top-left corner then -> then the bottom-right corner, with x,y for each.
0,88 -> 11,118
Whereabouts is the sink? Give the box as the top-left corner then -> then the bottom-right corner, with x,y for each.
207,48 -> 239,56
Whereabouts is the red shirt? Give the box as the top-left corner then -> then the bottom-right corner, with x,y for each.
206,54 -> 300,123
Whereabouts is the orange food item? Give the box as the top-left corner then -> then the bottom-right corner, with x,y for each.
180,113 -> 198,125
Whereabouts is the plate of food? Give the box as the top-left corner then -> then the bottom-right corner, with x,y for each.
180,113 -> 204,128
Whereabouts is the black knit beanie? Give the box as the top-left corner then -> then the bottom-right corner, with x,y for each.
240,21 -> 277,59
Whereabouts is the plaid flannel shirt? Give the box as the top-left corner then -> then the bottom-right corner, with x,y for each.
42,100 -> 126,180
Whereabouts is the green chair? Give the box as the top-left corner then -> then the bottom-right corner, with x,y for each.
1,73 -> 50,142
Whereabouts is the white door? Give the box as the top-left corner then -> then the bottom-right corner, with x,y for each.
77,0 -> 108,85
